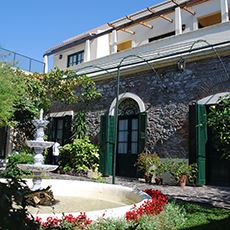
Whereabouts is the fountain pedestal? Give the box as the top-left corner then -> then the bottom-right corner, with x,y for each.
18,109 -> 58,191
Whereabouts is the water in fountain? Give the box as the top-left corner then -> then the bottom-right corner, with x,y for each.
18,109 -> 58,191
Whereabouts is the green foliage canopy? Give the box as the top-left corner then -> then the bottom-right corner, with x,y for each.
0,65 -> 100,128
208,94 -> 230,159
0,64 -> 25,126
0,65 -> 101,148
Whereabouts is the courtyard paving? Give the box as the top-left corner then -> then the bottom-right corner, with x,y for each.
48,173 -> 230,209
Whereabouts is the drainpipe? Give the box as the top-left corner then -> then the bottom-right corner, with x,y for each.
175,7 -> 182,35
43,55 -> 49,73
220,0 -> 229,23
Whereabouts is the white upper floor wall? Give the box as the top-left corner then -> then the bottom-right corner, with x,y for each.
44,0 -> 230,71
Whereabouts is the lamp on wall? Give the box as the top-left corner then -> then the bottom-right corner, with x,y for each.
177,57 -> 186,72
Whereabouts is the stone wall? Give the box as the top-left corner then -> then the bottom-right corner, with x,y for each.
52,56 -> 230,158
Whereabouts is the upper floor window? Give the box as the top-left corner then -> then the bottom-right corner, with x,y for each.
67,51 -> 84,67
198,12 -> 221,28
117,40 -> 132,52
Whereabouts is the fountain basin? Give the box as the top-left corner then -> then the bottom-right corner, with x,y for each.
26,140 -> 54,148
24,179 -> 150,220
17,164 -> 58,173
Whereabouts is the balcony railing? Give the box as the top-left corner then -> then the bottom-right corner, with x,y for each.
0,47 -> 45,73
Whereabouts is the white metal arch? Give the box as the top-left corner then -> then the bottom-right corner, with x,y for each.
109,92 -> 145,116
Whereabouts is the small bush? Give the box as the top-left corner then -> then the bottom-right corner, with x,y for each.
88,217 -> 130,230
135,202 -> 186,230
135,152 -> 160,176
59,137 -> 99,175
1,147 -> 34,178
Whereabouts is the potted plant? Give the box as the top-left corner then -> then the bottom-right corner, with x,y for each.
154,161 -> 167,185
135,152 -> 160,184
168,160 -> 197,187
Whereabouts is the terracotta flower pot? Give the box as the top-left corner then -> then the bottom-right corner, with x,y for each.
144,173 -> 153,184
179,175 -> 187,187
155,177 -> 163,185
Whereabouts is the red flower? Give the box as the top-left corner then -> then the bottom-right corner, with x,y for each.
125,189 -> 168,221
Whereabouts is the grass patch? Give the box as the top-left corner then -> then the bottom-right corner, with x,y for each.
175,200 -> 230,230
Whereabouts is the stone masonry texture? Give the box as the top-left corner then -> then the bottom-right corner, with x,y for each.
51,56 -> 230,159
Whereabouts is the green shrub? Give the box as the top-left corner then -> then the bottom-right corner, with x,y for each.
59,137 -> 99,175
88,202 -> 186,230
163,159 -> 197,184
1,147 -> 34,178
135,152 -> 160,176
146,202 -> 186,230
88,218 -> 130,230
208,94 -> 230,159
0,178 -> 39,230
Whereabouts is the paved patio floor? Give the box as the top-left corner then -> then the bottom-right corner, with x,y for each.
47,173 -> 230,209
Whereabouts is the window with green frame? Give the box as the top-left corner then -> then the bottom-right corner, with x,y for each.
67,50 -> 84,67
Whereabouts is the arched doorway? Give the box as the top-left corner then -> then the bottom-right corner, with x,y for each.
99,93 -> 146,177
189,92 -> 230,186
116,98 -> 143,177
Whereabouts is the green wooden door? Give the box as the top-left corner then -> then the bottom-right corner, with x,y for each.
196,104 -> 208,185
116,112 -> 147,177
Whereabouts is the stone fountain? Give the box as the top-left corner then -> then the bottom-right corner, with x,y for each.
18,109 -> 58,191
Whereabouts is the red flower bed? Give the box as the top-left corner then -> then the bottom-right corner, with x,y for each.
126,189 -> 168,221
36,212 -> 92,229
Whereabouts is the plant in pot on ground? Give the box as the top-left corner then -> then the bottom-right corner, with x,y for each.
167,160 -> 197,187
154,161 -> 167,185
135,152 -> 160,184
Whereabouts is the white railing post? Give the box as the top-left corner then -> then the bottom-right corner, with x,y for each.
220,0 -> 229,23
175,7 -> 182,35
84,39 -> 91,62
192,15 -> 198,31
111,30 -> 118,54
43,55 -> 49,73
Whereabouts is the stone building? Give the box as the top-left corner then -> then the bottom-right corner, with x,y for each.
44,0 -> 230,185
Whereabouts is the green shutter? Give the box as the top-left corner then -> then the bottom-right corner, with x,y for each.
99,114 -> 115,175
196,104 -> 207,185
189,103 -> 197,164
138,112 -> 147,153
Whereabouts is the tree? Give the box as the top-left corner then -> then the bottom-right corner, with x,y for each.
208,94 -> 230,159
0,64 -> 25,127
11,68 -> 100,148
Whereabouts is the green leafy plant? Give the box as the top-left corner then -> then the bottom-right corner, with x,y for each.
135,152 -> 160,175
208,94 -> 230,159
59,137 -> 99,175
0,64 -> 25,127
88,217 -> 130,230
134,202 -> 186,230
72,111 -> 87,140
1,147 -> 34,178
0,178 -> 39,230
0,65 -> 101,149
166,159 -> 197,184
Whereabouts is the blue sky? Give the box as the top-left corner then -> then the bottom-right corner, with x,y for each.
1,0 -> 162,62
